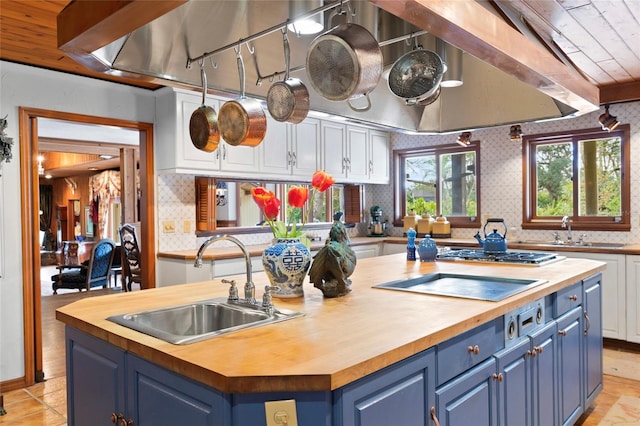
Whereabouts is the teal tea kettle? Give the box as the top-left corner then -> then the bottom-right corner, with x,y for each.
474,218 -> 508,254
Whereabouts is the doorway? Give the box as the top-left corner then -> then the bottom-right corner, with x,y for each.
19,107 -> 156,386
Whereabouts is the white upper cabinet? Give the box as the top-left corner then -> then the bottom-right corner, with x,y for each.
156,88 -> 390,182
320,120 -> 390,184
261,116 -> 319,179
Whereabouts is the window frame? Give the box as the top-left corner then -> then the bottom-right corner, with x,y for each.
393,142 -> 481,228
522,124 -> 630,231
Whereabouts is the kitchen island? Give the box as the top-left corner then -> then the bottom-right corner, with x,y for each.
57,253 -> 605,425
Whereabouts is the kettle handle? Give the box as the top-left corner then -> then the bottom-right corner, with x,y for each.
483,218 -> 507,237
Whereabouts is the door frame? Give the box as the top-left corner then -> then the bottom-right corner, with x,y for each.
18,107 -> 156,385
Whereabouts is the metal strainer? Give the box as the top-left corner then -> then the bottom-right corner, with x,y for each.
388,49 -> 445,106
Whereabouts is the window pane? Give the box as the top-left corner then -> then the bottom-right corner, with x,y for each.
578,136 -> 621,216
535,142 -> 573,216
405,155 -> 437,215
440,151 -> 477,216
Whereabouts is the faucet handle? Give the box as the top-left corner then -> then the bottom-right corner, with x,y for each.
222,279 -> 239,301
262,285 -> 280,310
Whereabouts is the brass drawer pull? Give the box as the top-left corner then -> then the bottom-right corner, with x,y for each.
492,372 -> 504,382
558,329 -> 567,336
467,345 -> 480,355
569,295 -> 578,301
430,406 -> 441,426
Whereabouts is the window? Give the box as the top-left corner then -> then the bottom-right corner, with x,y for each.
393,142 -> 480,228
523,125 -> 630,231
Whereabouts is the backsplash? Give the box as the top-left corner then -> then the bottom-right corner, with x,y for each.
157,100 -> 640,251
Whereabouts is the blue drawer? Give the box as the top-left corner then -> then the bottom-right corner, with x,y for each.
437,318 -> 504,386
554,281 -> 582,318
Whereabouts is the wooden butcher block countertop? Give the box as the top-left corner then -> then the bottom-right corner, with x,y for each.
56,254 -> 605,394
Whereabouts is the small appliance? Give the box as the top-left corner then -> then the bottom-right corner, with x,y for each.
369,206 -> 386,237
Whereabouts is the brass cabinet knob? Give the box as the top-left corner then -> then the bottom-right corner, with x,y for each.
467,345 -> 480,355
558,329 -> 567,336
430,406 -> 441,426
569,295 -> 578,301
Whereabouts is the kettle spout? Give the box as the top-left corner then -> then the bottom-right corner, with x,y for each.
474,231 -> 485,247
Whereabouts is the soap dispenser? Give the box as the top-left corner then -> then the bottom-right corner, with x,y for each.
418,235 -> 438,262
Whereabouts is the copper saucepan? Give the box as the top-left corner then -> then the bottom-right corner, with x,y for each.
189,64 -> 219,152
218,48 -> 267,147
267,29 -> 310,124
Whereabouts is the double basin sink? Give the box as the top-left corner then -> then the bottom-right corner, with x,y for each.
107,298 -> 303,345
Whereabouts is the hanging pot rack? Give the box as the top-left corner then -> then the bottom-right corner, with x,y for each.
186,0 -> 430,87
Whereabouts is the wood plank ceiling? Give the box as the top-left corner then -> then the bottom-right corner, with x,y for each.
1,0 -> 638,104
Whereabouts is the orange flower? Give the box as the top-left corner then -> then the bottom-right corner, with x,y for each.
287,185 -> 309,208
311,170 -> 335,192
251,187 -> 276,209
263,197 -> 281,220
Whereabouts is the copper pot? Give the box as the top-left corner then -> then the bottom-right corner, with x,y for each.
189,65 -> 219,152
306,23 -> 383,110
218,49 -> 267,147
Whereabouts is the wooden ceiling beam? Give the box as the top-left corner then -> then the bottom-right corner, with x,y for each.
369,0 -> 600,113
57,0 -> 186,72
600,81 -> 640,105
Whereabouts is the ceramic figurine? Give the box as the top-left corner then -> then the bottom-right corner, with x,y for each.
406,227 -> 417,261
308,213 -> 357,298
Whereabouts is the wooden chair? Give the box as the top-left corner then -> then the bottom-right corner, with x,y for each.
51,239 -> 116,294
119,223 -> 142,292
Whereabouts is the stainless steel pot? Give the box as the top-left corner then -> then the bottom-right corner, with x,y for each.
306,22 -> 383,111
218,49 -> 267,147
388,48 -> 446,106
189,65 -> 220,152
267,30 -> 309,124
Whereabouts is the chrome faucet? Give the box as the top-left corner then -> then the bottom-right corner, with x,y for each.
561,215 -> 572,243
194,235 -> 255,304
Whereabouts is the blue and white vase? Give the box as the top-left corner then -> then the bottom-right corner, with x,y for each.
262,238 -> 311,298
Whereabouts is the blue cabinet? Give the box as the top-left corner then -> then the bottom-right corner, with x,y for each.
495,337 -> 532,426
435,358 -> 498,426
337,348 -> 436,426
66,327 -> 230,426
529,321 -> 558,426
583,274 -> 603,407
556,306 -> 584,425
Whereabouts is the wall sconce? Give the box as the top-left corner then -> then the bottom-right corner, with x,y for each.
599,104 -> 620,131
287,0 -> 324,35
456,131 -> 472,146
509,125 -> 524,142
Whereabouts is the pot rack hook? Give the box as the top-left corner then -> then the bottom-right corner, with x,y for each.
209,57 -> 218,69
245,41 -> 255,55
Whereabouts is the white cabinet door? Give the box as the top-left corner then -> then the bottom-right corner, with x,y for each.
260,115 -> 291,175
369,130 -> 390,184
346,126 -> 369,182
291,118 -> 320,177
626,255 -> 640,343
220,142 -> 261,174
321,121 -> 347,179
560,252 -> 626,340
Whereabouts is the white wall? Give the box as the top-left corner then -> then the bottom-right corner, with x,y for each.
0,61 -> 156,382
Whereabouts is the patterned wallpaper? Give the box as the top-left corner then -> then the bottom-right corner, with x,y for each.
157,100 -> 640,251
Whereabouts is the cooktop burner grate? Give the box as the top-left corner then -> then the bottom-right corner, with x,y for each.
437,249 -> 562,265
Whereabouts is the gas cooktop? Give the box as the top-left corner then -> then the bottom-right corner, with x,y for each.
436,249 -> 564,266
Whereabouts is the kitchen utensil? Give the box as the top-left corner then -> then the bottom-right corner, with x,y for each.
306,13 -> 383,112
218,47 -> 267,147
189,63 -> 220,152
474,218 -> 508,254
267,29 -> 309,124
388,48 -> 446,106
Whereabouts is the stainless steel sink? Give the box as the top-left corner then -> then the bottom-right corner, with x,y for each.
373,273 -> 547,302
516,240 -> 624,248
107,298 -> 303,344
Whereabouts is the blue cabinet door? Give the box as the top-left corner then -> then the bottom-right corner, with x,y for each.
127,354 -> 230,426
66,327 -> 126,426
338,348 -> 436,426
583,274 -> 603,407
530,321 -> 558,426
435,358 -> 498,426
557,306 -> 584,425
495,338 -> 532,426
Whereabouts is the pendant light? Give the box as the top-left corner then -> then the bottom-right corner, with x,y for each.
598,104 -> 620,132
287,0 -> 324,35
436,39 -> 463,88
